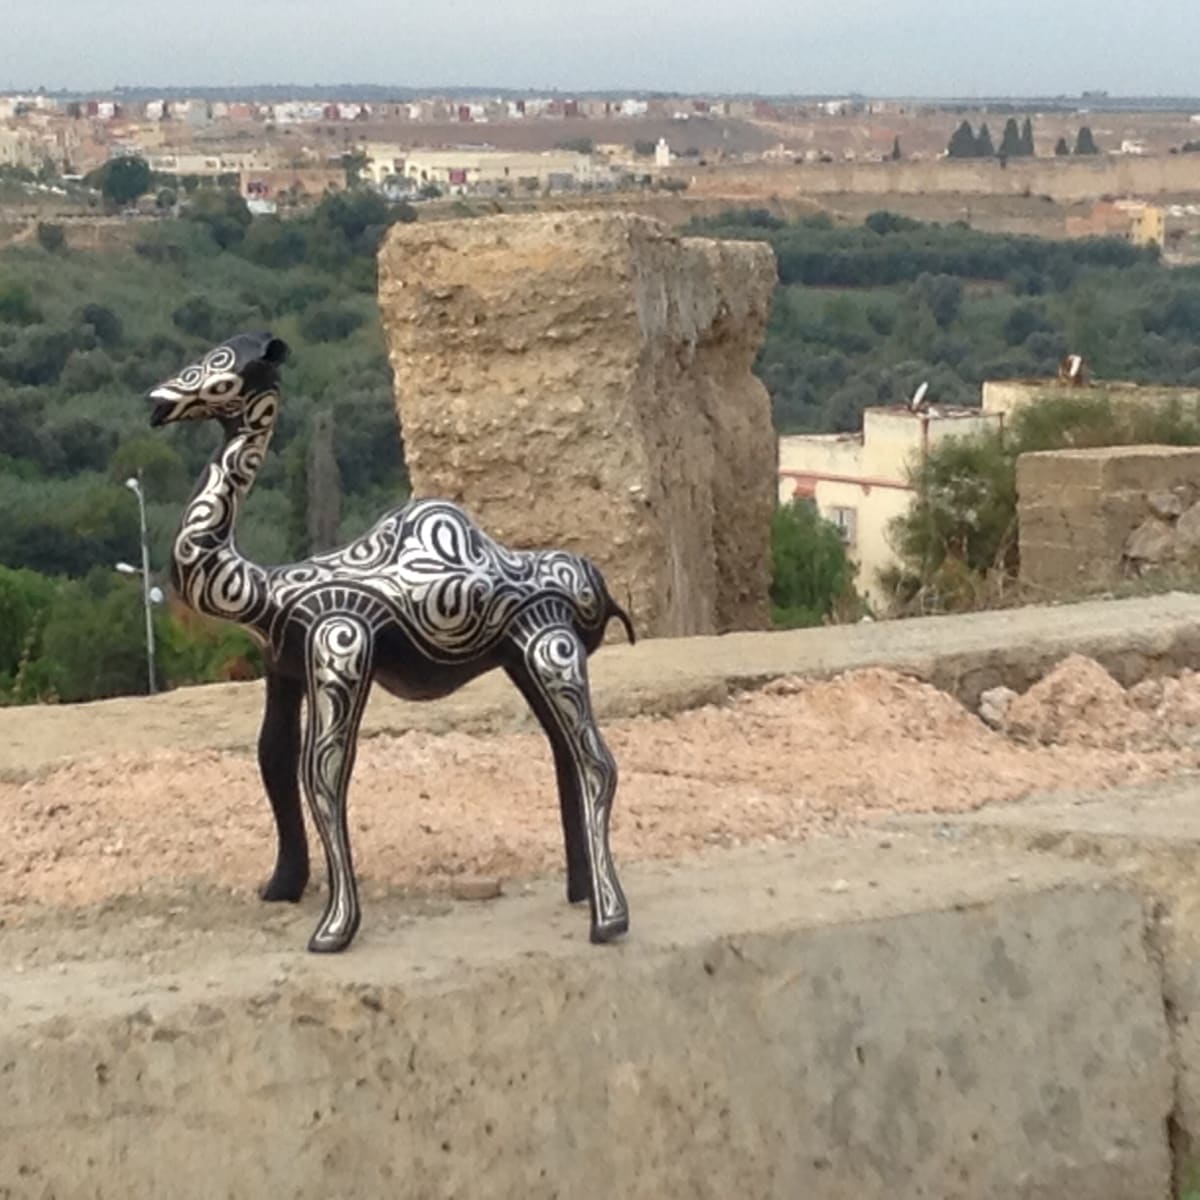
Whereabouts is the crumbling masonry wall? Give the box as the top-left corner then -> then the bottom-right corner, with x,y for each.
377,212 -> 778,638
1018,445 -> 1200,593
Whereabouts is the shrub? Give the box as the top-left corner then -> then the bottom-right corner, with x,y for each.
36,223 -> 65,253
300,304 -> 365,343
770,500 -> 859,627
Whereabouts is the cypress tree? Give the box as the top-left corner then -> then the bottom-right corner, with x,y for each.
1020,116 -> 1035,155
998,118 -> 1023,158
947,120 -> 978,158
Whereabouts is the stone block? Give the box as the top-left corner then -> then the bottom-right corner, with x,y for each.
377,212 -> 779,638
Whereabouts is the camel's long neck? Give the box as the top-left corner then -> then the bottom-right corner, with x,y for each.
172,388 -> 277,631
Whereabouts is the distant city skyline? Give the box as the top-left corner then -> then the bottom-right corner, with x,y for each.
2,0 -> 1198,99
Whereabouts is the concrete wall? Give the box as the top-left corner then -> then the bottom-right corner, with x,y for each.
778,432 -> 864,487
902,775 -> 1200,1189
984,379 -> 1200,417
1018,445 -> 1200,593
688,153 -> 1200,203
0,842 -> 1174,1200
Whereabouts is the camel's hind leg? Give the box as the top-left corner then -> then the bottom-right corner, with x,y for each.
507,613 -> 628,943
506,664 -> 590,904
257,670 -> 309,903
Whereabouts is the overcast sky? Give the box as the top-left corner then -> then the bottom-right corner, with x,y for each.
2,0 -> 1197,97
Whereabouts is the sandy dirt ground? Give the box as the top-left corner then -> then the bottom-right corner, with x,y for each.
4,655 -> 1199,929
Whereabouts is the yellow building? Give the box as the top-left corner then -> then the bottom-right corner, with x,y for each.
1064,199 -> 1166,249
778,406 -> 1003,609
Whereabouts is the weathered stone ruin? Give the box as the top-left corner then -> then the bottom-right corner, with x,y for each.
1017,445 -> 1200,592
377,211 -> 778,638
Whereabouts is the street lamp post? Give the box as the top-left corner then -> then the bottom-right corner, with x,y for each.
124,472 -> 157,694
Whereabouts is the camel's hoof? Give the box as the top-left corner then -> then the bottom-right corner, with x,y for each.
307,915 -> 360,954
259,870 -> 309,903
590,913 -> 629,945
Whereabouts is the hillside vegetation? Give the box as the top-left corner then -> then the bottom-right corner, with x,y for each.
687,208 -> 1199,433
0,190 -> 411,702
5,201 -> 1200,701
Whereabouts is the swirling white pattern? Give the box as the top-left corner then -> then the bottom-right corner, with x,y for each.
263,499 -> 608,662
157,332 -> 630,953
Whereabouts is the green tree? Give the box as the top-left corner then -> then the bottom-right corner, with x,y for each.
1075,126 -> 1100,155
36,223 -> 65,253
890,136 -> 902,161
306,410 -> 343,552
1020,117 -> 1035,155
1054,136 -> 1070,156
109,437 -> 190,502
241,216 -> 309,269
998,118 -> 1023,158
946,120 -> 978,158
185,188 -> 253,249
0,565 -> 59,699
90,156 -> 152,208
0,281 -> 42,325
299,304 -> 366,343
341,150 -> 369,188
910,273 -> 963,328
157,607 -> 263,687
1003,302 -> 1051,346
770,501 -> 857,627
76,302 -> 123,347
58,348 -> 115,394
171,295 -> 220,339
34,570 -> 154,701
976,123 -> 995,157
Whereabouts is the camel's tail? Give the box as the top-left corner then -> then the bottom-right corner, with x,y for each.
607,597 -> 636,645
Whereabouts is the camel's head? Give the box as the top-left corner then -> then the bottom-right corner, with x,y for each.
147,331 -> 289,428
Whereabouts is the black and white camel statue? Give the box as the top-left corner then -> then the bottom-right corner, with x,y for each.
147,331 -> 634,953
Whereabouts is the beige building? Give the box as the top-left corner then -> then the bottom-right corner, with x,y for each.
359,141 -> 407,186
0,127 -> 40,169
778,406 -> 1003,609
149,147 -> 282,177
400,149 -> 603,194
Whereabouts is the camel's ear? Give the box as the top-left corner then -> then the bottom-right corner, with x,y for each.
240,331 -> 288,366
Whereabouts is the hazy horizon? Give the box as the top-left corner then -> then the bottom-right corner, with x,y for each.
3,0 -> 1198,99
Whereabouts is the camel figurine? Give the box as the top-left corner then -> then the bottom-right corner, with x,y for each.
147,331 -> 634,953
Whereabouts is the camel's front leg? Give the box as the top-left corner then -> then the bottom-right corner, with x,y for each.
257,670 -> 309,902
301,615 -> 374,953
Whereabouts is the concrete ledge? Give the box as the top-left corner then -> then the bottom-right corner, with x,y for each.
4,591 -> 1200,778
896,775 -> 1200,1184
0,839 -> 1173,1199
